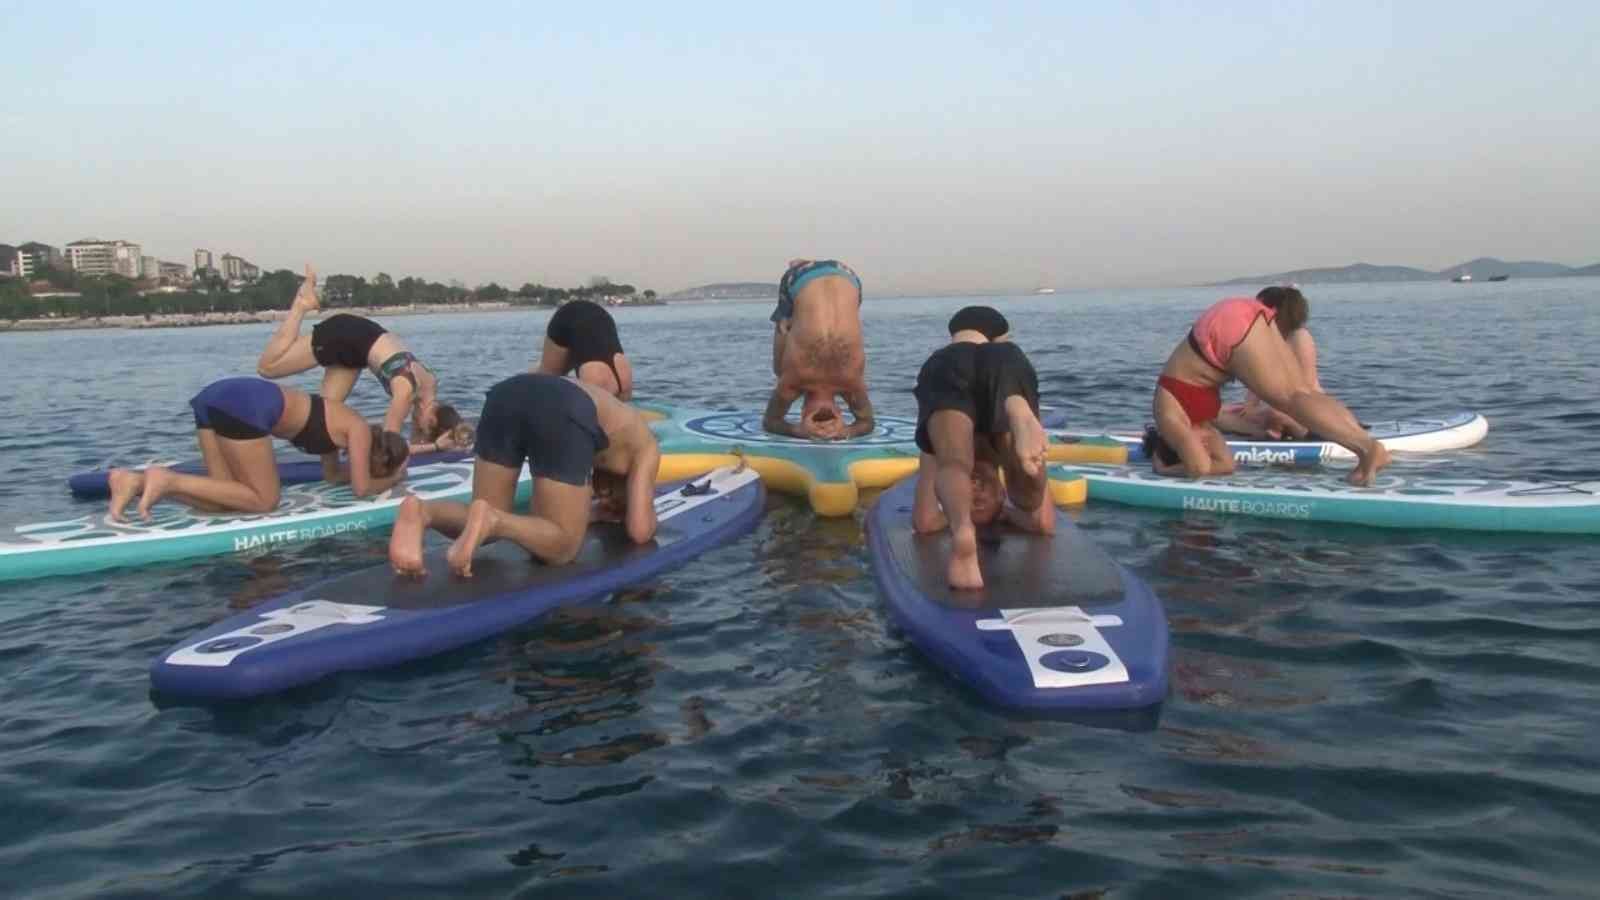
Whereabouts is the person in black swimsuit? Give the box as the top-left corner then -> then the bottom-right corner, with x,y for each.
910,310 -> 1053,591
535,300 -> 633,400
106,377 -> 409,521
256,265 -> 465,448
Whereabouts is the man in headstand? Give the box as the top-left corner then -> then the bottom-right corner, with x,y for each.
388,373 -> 661,578
762,258 -> 876,440
911,306 -> 1053,590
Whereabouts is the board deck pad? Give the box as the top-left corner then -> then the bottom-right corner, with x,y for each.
3,460 -> 518,583
866,475 -> 1169,714
150,465 -> 764,699
644,402 -> 1122,516
1058,462 -> 1600,534
1055,411 -> 1487,467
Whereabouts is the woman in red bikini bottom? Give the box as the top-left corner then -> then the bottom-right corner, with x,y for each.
1148,287 -> 1390,486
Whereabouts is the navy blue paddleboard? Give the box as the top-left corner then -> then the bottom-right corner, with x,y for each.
68,446 -> 472,499
151,465 -> 764,699
866,476 -> 1169,713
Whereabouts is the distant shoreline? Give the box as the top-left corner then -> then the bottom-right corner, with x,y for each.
0,301 -> 679,334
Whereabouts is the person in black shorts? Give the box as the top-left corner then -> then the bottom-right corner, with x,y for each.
388,374 -> 662,578
536,300 -> 633,400
107,377 -> 408,521
911,307 -> 1053,590
256,265 -> 466,451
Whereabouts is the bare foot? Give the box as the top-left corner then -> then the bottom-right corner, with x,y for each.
388,496 -> 430,577
137,467 -> 176,520
292,264 -> 320,312
947,525 -> 985,590
1006,400 -> 1049,478
1348,441 -> 1392,487
447,499 -> 499,577
106,468 -> 145,522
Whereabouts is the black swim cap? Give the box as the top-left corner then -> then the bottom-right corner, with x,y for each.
947,305 -> 1009,339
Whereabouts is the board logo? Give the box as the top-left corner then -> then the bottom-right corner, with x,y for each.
679,412 -> 918,447
1234,446 -> 1301,465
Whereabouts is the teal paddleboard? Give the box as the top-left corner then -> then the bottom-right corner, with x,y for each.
0,460 -> 531,582
1054,463 -> 1600,534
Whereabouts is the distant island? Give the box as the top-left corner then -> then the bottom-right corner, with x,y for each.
665,282 -> 776,301
1216,257 -> 1600,286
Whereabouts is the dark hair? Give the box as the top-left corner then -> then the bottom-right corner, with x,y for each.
948,305 -> 1010,340
369,427 -> 410,477
424,403 -> 475,446
1257,286 -> 1309,336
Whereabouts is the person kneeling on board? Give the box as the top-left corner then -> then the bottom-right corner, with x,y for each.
1212,287 -> 1325,441
911,307 -> 1053,591
107,377 -> 410,521
535,299 -> 635,400
388,373 -> 662,578
762,258 -> 877,440
1145,286 -> 1388,485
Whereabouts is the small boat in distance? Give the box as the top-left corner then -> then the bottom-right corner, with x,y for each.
1488,274 -> 1510,282
1452,274 -> 1473,283
1034,287 -> 1057,295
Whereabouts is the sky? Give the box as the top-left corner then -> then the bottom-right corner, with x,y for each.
3,1 -> 1597,294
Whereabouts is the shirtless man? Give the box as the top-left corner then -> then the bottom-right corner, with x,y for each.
761,259 -> 875,439
387,373 -> 661,578
911,307 -> 1053,590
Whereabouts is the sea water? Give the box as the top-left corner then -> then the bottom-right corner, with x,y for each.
1,279 -> 1597,897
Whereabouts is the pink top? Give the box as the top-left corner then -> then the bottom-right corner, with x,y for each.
1190,297 -> 1276,372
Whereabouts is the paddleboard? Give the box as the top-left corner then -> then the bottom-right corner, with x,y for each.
1056,411 -> 1488,467
67,446 -> 472,499
865,476 -> 1169,712
150,464 -> 764,699
642,402 -> 1119,516
3,460 -> 518,583
1056,463 -> 1600,534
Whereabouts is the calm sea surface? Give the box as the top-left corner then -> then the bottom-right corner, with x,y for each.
1,279 -> 1597,898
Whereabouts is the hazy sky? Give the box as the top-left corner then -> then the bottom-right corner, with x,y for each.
3,1 -> 1596,294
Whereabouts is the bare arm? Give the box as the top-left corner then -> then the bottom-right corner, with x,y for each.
382,379 -> 413,434
624,442 -> 660,544
771,321 -> 789,377
338,422 -> 408,497
761,386 -> 806,438
1003,497 -> 1056,535
842,385 -> 876,438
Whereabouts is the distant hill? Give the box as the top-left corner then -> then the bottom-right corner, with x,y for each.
665,282 -> 776,301
1216,263 -> 1433,285
1435,258 -> 1577,280
1218,257 -> 1592,285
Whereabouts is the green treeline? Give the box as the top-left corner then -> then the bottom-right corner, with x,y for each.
0,268 -> 658,322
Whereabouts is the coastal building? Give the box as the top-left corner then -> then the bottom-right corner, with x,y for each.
66,239 -> 143,278
15,241 -> 63,277
0,244 -> 16,276
158,261 -> 190,284
220,253 -> 259,282
141,256 -> 159,281
194,248 -> 212,273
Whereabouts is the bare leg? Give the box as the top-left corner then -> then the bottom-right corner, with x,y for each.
1152,387 -> 1219,478
927,410 -> 984,590
320,366 -> 361,406
771,322 -> 788,377
257,265 -> 321,378
1003,395 -> 1048,479
910,453 -> 948,533
137,437 -> 281,518
448,474 -> 591,575
1230,324 -> 1389,485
